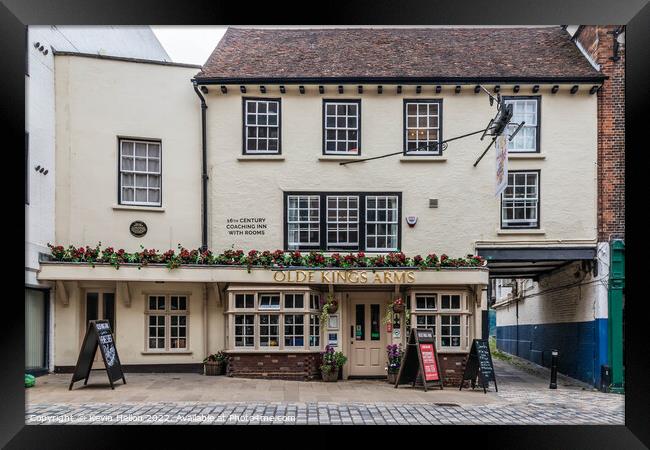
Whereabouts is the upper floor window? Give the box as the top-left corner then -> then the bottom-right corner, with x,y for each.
323,100 -> 360,155
285,192 -> 401,252
501,171 -> 540,229
504,97 -> 540,153
244,98 -> 281,154
119,138 -> 161,207
403,99 -> 442,155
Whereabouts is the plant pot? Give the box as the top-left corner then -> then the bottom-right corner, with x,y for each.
387,372 -> 398,384
204,361 -> 225,376
392,303 -> 405,313
321,369 -> 339,382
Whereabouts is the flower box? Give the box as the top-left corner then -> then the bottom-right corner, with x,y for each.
204,361 -> 226,376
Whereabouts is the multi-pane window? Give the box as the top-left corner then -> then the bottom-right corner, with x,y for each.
119,139 -> 161,206
309,314 -> 321,347
415,294 -> 437,310
284,315 -> 305,347
259,293 -> 281,310
501,171 -> 540,228
234,314 -> 255,347
287,195 -> 320,250
259,315 -> 280,347
404,100 -> 442,155
504,97 -> 539,152
366,195 -> 399,251
285,192 -> 401,252
441,315 -> 461,347
244,98 -> 280,154
323,101 -> 360,154
284,293 -> 304,309
146,295 -> 188,351
410,292 -> 470,351
228,291 -> 323,351
327,196 -> 359,250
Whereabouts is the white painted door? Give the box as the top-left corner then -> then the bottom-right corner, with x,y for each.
349,296 -> 387,376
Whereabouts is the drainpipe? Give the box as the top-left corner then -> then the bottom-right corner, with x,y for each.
192,80 -> 208,251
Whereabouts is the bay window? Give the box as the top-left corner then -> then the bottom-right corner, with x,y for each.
409,291 -> 471,351
285,192 -> 401,252
227,290 -> 323,351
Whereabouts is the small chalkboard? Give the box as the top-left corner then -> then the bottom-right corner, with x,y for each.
394,328 -> 443,391
69,320 -> 126,390
459,339 -> 497,393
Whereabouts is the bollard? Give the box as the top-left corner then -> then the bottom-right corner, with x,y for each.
549,350 -> 559,389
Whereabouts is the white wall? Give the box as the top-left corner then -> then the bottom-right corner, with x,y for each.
26,26 -> 169,287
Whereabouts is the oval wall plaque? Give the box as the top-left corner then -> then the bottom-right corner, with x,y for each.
129,220 -> 148,237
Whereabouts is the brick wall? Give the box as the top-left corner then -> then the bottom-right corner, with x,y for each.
576,26 -> 625,241
226,352 -> 321,381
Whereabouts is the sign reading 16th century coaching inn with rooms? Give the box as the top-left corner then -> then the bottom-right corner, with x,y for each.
40,26 -> 603,384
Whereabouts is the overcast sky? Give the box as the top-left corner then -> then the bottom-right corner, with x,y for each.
151,26 -> 227,65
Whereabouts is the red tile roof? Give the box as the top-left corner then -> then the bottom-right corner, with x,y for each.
195,27 -> 603,82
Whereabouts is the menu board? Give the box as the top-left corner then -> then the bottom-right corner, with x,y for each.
69,320 -> 126,390
459,339 -> 498,393
394,328 -> 443,391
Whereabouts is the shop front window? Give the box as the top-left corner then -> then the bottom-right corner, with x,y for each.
146,294 -> 189,351
409,291 -> 471,351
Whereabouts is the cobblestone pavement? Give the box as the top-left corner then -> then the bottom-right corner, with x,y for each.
26,359 -> 624,425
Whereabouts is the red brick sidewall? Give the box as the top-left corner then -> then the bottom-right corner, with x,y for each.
226,352 -> 321,381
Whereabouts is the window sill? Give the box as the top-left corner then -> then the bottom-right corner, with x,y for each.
141,351 -> 193,355
113,204 -> 165,213
227,349 -> 321,353
237,155 -> 285,161
508,153 -> 546,160
497,228 -> 546,236
399,156 -> 447,163
318,155 -> 363,162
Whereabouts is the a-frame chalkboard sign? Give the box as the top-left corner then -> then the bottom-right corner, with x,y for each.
69,320 -> 126,390
459,339 -> 497,393
394,328 -> 443,391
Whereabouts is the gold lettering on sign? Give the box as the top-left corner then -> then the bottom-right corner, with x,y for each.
273,270 -> 416,284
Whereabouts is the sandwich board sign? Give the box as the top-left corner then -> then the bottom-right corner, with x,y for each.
69,320 -> 126,390
459,339 -> 498,393
394,328 -> 443,391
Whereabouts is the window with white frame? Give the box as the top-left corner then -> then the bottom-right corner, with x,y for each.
244,98 -> 280,154
146,294 -> 188,351
404,100 -> 442,155
119,139 -> 161,206
228,291 -> 322,350
259,314 -> 280,347
410,292 -> 470,351
327,195 -> 359,250
285,192 -> 401,252
323,101 -> 360,154
501,171 -> 540,228
287,195 -> 320,250
366,195 -> 399,251
234,314 -> 255,347
309,314 -> 321,347
504,97 -> 539,152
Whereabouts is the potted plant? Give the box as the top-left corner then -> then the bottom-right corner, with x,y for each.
203,351 -> 228,376
382,297 -> 405,326
320,293 -> 339,325
385,344 -> 404,384
320,345 -> 347,382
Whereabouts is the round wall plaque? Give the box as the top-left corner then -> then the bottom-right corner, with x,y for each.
129,220 -> 148,237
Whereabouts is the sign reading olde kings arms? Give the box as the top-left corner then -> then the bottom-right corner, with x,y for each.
272,269 -> 417,284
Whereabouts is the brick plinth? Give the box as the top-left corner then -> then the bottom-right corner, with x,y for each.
226,352 -> 321,381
